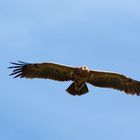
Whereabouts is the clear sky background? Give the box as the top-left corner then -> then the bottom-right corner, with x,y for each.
1,0 -> 140,140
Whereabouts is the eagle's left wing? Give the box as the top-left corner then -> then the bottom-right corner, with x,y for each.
9,61 -> 76,81
87,70 -> 140,95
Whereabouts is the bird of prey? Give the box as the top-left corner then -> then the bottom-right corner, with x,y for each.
9,61 -> 140,96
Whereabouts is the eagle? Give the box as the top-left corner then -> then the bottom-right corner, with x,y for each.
9,61 -> 140,96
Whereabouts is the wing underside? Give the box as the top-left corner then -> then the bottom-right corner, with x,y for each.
9,61 -> 76,81
88,70 -> 140,95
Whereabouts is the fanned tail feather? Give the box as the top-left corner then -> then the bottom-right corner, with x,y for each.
66,82 -> 89,96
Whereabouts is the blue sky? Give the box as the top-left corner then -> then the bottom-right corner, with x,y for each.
1,0 -> 140,139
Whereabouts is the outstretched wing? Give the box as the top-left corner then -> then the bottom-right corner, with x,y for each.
9,61 -> 76,81
88,70 -> 140,95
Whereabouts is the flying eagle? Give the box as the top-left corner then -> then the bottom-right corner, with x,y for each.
9,61 -> 140,96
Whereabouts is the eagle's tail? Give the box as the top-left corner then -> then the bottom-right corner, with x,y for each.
66,82 -> 89,96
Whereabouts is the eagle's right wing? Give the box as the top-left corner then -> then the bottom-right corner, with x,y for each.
9,61 -> 77,81
88,70 -> 140,95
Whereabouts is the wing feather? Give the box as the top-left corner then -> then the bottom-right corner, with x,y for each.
9,61 -> 76,81
88,70 -> 140,95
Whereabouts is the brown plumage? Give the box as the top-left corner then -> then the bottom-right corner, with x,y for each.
9,61 -> 140,96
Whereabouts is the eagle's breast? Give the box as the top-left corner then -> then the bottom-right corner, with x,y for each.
74,66 -> 90,81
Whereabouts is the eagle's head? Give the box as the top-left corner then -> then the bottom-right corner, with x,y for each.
81,66 -> 89,70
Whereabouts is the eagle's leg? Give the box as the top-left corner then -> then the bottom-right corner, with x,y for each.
66,82 -> 89,96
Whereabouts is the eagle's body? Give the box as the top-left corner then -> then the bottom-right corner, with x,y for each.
66,66 -> 90,95
9,61 -> 140,96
